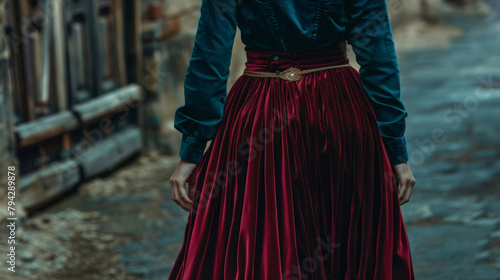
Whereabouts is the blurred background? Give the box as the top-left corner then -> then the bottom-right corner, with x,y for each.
0,0 -> 498,279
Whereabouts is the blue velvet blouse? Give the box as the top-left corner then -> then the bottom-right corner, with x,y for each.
174,0 -> 409,166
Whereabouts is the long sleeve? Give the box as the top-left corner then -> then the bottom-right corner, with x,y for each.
174,0 -> 238,164
344,0 -> 409,165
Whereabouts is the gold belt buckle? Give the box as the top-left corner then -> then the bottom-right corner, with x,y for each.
278,67 -> 303,81
243,64 -> 351,80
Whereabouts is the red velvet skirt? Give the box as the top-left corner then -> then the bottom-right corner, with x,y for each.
168,42 -> 415,280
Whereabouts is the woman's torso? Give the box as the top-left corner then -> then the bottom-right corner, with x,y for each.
235,0 -> 347,53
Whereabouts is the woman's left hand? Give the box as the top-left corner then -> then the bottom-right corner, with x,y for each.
170,159 -> 200,211
392,162 -> 416,206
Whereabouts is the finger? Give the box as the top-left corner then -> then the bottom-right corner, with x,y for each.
175,185 -> 193,211
403,191 -> 411,205
176,191 -> 191,211
400,181 -> 411,205
171,180 -> 191,211
403,179 -> 415,205
397,179 -> 405,201
174,181 -> 193,211
171,181 -> 181,207
398,180 -> 410,205
170,178 -> 179,203
179,183 -> 193,205
179,192 -> 193,211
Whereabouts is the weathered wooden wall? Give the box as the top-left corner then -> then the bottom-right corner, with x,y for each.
1,0 -> 28,221
0,0 -> 145,222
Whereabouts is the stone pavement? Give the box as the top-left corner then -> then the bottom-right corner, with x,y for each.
399,0 -> 500,278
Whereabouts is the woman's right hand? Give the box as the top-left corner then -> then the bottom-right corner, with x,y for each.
169,159 -> 200,211
392,162 -> 416,206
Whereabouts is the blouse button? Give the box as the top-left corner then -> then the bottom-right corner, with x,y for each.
275,70 -> 281,75
273,56 -> 279,61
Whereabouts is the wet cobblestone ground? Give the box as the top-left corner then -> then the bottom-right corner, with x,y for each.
3,1 -> 500,279
2,151 -> 189,280
399,0 -> 500,278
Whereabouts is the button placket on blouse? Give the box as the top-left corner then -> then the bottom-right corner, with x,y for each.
273,55 -> 281,75
268,53 -> 279,74
264,0 -> 288,53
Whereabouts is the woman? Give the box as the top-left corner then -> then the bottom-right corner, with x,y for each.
169,0 -> 416,279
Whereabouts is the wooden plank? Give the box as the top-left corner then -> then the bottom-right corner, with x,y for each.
134,0 -> 142,84
0,3 -> 16,155
22,23 -> 36,120
0,0 -> 23,223
30,31 -> 42,99
72,83 -> 142,124
52,0 -> 68,112
7,0 -> 30,122
114,125 -> 143,154
98,16 -> 109,81
66,0 -> 96,104
113,0 -> 126,86
15,111 -> 79,148
15,84 -> 142,148
80,125 -> 142,179
19,157 -> 81,211
87,0 -> 101,96
39,0 -> 53,110
72,23 -> 85,88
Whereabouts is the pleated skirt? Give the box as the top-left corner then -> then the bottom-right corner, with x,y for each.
168,42 -> 415,280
